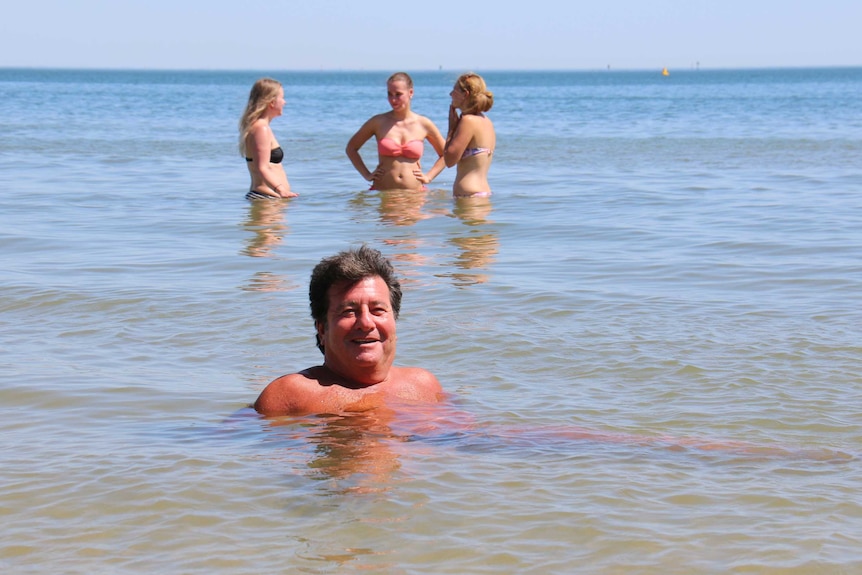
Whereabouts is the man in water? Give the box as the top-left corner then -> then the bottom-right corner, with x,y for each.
252,247 -> 850,462
254,245 -> 443,416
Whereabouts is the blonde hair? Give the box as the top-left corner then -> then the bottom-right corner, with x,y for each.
238,78 -> 282,157
456,72 -> 494,115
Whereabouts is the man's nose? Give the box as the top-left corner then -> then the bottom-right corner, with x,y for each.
355,307 -> 375,329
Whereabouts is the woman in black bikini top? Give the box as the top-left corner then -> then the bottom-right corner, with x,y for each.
239,78 -> 297,200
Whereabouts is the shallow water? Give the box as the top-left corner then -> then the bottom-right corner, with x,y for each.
1,67 -> 861,574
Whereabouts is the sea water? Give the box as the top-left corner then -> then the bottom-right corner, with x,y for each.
1,67 -> 861,574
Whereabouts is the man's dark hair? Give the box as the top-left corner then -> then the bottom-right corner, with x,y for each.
309,245 -> 402,354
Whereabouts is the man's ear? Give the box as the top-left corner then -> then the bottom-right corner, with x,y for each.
315,320 -> 326,354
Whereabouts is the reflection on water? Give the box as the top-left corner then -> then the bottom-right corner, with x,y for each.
240,200 -> 298,292
446,197 -> 499,286
305,415 -> 401,489
376,189 -> 434,227
348,190 -> 500,287
255,404 -> 853,504
241,199 -> 289,258
241,270 -> 296,292
349,189 -> 436,227
261,411 -> 412,494
352,190 -> 439,275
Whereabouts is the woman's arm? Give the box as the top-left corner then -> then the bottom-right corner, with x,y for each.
346,117 -> 379,182
444,112 -> 474,168
415,116 -> 448,184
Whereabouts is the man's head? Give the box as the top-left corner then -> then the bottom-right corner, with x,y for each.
309,245 -> 402,354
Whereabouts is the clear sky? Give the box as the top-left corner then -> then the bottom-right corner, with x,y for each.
3,0 -> 860,71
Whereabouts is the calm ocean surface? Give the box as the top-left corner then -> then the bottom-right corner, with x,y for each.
2,67 -> 861,574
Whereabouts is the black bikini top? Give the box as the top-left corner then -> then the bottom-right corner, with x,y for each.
246,146 -> 284,164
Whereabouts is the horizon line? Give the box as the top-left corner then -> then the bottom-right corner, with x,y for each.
2,64 -> 861,74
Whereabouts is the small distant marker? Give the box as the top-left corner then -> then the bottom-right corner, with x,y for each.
662,67 -> 670,77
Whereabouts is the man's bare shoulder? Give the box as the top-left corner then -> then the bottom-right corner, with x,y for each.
253,368 -> 325,416
389,366 -> 444,401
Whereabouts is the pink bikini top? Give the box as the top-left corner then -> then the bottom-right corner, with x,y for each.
377,138 -> 424,160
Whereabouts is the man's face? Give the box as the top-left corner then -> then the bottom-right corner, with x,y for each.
318,276 -> 397,383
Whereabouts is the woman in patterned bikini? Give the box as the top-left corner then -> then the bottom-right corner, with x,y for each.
444,73 -> 496,198
346,72 -> 446,192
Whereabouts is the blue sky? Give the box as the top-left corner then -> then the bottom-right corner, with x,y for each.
2,0 -> 859,71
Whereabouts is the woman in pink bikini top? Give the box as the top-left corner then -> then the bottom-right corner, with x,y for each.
443,72 -> 496,198
346,72 -> 447,191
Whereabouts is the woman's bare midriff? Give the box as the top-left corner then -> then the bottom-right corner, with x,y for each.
373,157 -> 425,191
247,163 -> 289,197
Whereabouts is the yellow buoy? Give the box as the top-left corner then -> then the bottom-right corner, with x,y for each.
662,67 -> 670,77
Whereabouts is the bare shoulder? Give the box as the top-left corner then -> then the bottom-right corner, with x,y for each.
390,366 -> 444,401
416,113 -> 437,128
253,369 -> 322,415
454,113 -> 480,136
249,118 -> 271,136
366,113 -> 387,128
460,114 -> 495,147
355,113 -> 383,134
461,113 -> 493,130
417,114 -> 444,137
